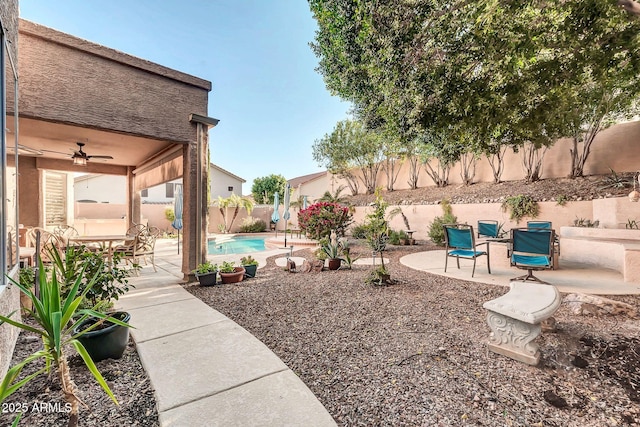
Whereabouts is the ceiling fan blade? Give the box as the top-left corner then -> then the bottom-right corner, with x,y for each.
87,155 -> 114,160
7,144 -> 43,155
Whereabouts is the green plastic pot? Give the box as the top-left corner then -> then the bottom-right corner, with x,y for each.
74,311 -> 131,362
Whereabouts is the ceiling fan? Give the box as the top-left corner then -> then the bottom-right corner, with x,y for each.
71,142 -> 113,166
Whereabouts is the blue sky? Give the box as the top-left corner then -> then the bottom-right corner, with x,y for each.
19,0 -> 351,194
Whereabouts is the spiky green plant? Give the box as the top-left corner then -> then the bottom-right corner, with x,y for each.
0,258 -> 129,427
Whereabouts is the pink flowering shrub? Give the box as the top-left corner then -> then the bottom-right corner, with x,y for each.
297,202 -> 353,240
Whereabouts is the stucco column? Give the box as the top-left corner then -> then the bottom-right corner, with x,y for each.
182,123 -> 209,280
127,166 -> 141,229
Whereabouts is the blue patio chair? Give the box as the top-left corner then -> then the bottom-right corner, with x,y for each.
477,220 -> 500,238
444,224 -> 490,277
526,220 -> 552,229
526,220 -> 560,256
510,227 -> 555,283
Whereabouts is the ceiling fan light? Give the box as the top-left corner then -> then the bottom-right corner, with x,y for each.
73,156 -> 87,166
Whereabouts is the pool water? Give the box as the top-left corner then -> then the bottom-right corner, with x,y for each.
207,236 -> 267,255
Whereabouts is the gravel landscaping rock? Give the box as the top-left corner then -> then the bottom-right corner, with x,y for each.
187,243 -> 640,426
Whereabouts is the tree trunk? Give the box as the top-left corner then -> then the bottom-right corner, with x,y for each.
59,355 -> 80,427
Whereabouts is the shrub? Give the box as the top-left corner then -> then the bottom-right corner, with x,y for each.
165,207 -> 175,222
297,202 -> 353,240
239,216 -> 267,233
575,217 -> 600,228
501,194 -> 539,223
387,229 -> 401,245
428,199 -> 457,246
350,223 -> 369,239
388,229 -> 410,245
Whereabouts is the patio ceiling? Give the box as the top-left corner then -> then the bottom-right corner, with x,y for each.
8,117 -> 180,169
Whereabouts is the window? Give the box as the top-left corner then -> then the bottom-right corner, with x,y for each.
166,183 -> 175,198
44,171 -> 67,227
141,189 -> 148,197
228,186 -> 233,192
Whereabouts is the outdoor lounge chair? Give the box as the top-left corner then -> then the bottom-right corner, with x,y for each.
477,220 -> 501,239
526,220 -> 560,256
510,227 -> 555,283
443,224 -> 490,277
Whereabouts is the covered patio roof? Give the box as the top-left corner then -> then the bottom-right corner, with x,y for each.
15,19 -> 216,278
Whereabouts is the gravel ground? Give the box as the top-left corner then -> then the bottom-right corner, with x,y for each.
2,319 -> 159,427
346,174 -> 636,206
187,242 -> 640,427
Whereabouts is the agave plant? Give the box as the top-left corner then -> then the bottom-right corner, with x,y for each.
0,258 -> 129,427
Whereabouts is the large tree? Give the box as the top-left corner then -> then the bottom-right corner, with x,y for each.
310,0 -> 640,180
251,174 -> 287,204
312,119 -> 384,194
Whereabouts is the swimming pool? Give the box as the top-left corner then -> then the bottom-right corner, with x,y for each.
207,236 -> 267,255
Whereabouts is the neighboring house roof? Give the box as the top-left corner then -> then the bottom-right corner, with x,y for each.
210,163 -> 246,183
288,171 -> 326,188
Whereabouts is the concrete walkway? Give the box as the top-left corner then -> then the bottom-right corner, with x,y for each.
400,249 -> 640,295
116,239 -> 336,427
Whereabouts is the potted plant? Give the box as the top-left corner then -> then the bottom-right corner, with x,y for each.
0,258 -> 127,426
322,230 -> 344,270
240,255 -> 259,278
49,246 -> 136,362
194,260 -> 218,286
219,260 -> 245,284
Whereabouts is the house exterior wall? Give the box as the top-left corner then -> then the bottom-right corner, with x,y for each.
211,167 -> 243,198
75,175 -> 127,204
295,174 -> 330,203
331,121 -> 640,194
18,20 -> 210,143
76,165 -> 243,205
0,0 -> 21,382
141,179 -> 180,204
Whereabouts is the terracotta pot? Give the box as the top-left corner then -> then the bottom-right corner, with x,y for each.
220,267 -> 245,284
327,258 -> 342,270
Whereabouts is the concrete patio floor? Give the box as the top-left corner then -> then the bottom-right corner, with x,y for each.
400,249 -> 640,295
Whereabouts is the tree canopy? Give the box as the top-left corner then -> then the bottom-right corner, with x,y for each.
312,119 -> 384,194
310,0 -> 640,178
251,174 -> 288,204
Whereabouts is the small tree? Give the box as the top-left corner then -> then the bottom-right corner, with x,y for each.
298,202 -> 353,240
361,189 -> 400,284
213,194 -> 255,233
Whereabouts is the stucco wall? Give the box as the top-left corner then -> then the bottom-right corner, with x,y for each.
352,199 -> 601,242
0,281 -> 20,381
18,20 -> 210,143
75,175 -> 128,204
330,121 -> 640,195
1,0 -> 21,382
